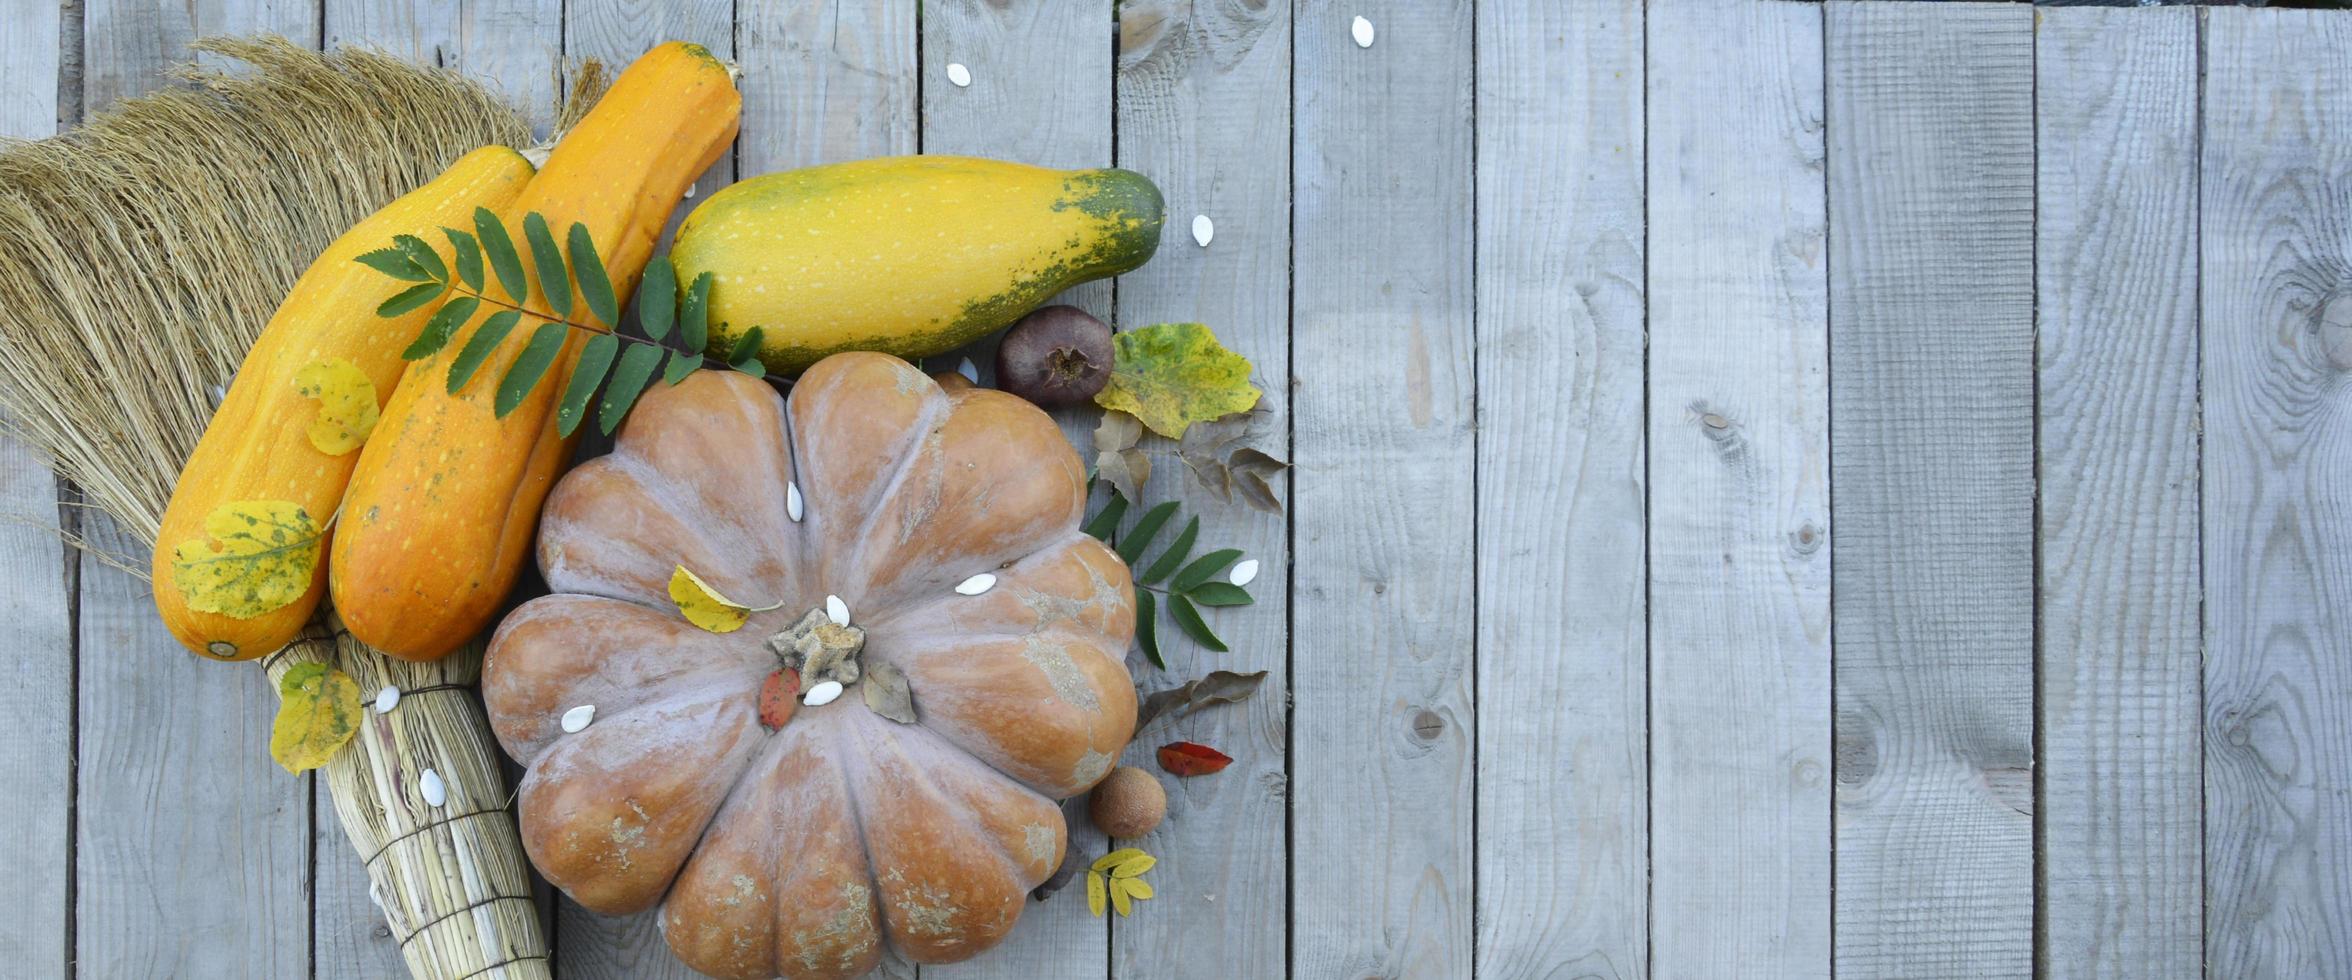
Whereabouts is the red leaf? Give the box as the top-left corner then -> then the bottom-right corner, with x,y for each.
759,668 -> 798,731
1156,741 -> 1233,777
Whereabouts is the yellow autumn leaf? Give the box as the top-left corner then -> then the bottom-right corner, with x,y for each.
292,357 -> 380,455
1093,323 -> 1261,439
1109,853 -> 1156,879
169,500 -> 324,618
1092,847 -> 1149,874
1086,870 -> 1107,918
667,565 -> 784,633
1110,876 -> 1135,916
270,662 -> 363,773
1120,877 -> 1154,901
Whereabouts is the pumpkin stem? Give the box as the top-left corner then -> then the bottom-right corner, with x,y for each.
764,608 -> 866,690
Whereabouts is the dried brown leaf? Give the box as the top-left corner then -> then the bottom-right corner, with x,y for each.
862,659 -> 917,724
1133,669 -> 1270,735
1094,409 -> 1143,454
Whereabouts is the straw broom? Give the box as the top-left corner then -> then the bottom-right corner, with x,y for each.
0,37 -> 605,980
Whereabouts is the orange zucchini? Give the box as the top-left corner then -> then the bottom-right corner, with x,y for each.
151,146 -> 536,661
330,42 -> 741,661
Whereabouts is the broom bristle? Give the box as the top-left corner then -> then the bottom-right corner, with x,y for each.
0,36 -> 545,549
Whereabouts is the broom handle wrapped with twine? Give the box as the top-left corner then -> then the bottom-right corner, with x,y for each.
0,38 -> 616,979
266,629 -> 549,980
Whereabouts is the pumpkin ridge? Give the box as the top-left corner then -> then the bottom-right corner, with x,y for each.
830,709 -> 1034,959
804,381 -> 951,599
874,711 -> 1060,884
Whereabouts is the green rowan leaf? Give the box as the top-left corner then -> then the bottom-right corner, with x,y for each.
475,207 -> 526,299
445,309 -> 522,394
1117,501 -> 1180,565
637,256 -> 677,343
522,212 -> 572,320
495,320 -> 567,417
442,227 -> 483,291
600,342 -> 664,435
375,281 -> 442,318
557,333 -> 620,437
1141,516 -> 1199,585
402,296 -> 479,360
1167,594 -> 1226,652
568,222 -> 618,327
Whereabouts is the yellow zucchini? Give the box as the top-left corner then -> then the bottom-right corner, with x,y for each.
669,156 -> 1163,373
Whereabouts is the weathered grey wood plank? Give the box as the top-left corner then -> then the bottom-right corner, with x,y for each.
0,3 -> 72,974
82,0 -> 323,109
323,0 -> 564,135
2034,10 -> 2203,979
1109,2 -> 1290,978
71,5 -> 320,975
550,3 -> 739,976
1470,0 -> 1645,976
1646,0 -> 1830,975
2203,11 -> 2352,976
75,517 -> 310,978
1293,1 -> 1474,976
738,0 -> 916,175
1824,4 -> 2035,976
919,3 -> 1112,975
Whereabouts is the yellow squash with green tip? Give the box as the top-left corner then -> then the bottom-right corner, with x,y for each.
669,156 -> 1164,373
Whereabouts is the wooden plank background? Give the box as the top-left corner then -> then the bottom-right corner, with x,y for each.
9,2 -> 2352,978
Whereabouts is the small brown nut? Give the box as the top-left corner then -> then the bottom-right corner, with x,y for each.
1087,765 -> 1166,839
996,305 -> 1114,406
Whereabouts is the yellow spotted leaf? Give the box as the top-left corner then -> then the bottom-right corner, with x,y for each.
1110,876 -> 1135,916
169,500 -> 324,618
1092,847 -> 1149,874
1086,870 -> 1107,918
667,565 -> 781,633
292,357 -> 380,455
1094,323 -> 1261,439
270,662 -> 363,773
1109,852 -> 1157,879
1120,877 -> 1154,901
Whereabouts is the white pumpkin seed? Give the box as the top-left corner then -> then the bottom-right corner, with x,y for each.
803,680 -> 845,707
560,704 -> 596,733
826,594 -> 850,627
1192,214 -> 1214,247
1230,558 -> 1260,587
955,573 -> 997,596
374,685 -> 400,714
420,768 -> 446,807
958,357 -> 979,384
947,63 -> 972,88
787,481 -> 804,522
1352,15 -> 1375,48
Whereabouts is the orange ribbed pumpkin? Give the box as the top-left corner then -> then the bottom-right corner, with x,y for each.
485,355 -> 1136,978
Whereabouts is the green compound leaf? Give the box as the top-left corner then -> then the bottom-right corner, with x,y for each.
568,222 -> 618,328
402,295 -> 480,360
522,212 -> 572,321
475,206 -> 527,300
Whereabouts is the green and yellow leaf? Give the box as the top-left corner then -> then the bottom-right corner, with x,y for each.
1094,322 -> 1262,438
169,501 -> 324,619
270,662 -> 363,774
291,358 -> 380,455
